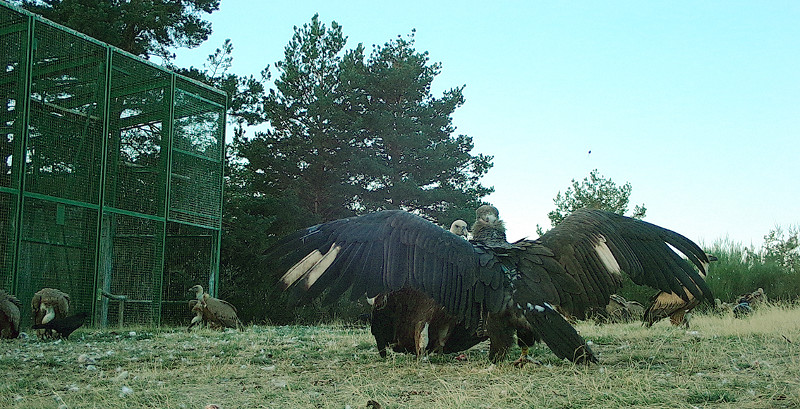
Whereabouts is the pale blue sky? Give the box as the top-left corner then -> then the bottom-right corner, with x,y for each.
174,1 -> 799,248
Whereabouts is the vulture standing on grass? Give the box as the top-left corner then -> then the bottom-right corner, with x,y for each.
187,285 -> 243,331
268,205 -> 713,364
643,254 -> 717,327
32,288 -> 70,340
0,290 -> 22,339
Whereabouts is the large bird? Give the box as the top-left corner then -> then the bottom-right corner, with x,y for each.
643,254 -> 717,327
187,285 -> 243,331
367,219 -> 480,358
32,288 -> 70,339
31,312 -> 88,339
268,205 -> 713,364
0,290 -> 22,339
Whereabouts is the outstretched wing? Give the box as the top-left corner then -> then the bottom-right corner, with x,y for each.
512,209 -> 713,319
266,210 -> 503,328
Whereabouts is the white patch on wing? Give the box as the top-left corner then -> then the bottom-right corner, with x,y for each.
303,244 -> 342,289
534,305 -> 545,313
594,236 -> 621,277
367,296 -> 377,305
281,250 -> 324,287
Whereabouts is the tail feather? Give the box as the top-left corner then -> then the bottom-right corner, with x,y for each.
523,304 -> 597,364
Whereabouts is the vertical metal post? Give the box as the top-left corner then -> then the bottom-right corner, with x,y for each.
10,14 -> 35,300
155,72 -> 177,326
210,96 -> 228,298
92,47 -> 113,326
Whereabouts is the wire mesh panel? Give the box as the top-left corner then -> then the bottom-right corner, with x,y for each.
0,4 -> 28,191
105,52 -> 171,216
24,19 -> 106,204
169,78 -> 224,229
161,221 -> 215,326
15,197 -> 97,326
0,192 -> 16,292
1,1 -> 225,328
98,211 -> 164,326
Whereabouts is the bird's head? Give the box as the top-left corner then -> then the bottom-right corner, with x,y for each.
475,205 -> 499,223
472,205 -> 506,242
449,220 -> 469,239
188,285 -> 204,299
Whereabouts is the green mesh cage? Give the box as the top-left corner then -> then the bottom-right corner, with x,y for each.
106,51 -> 171,217
1,3 -> 28,192
0,1 -> 226,328
25,20 -> 106,204
16,197 -> 98,325
0,192 -> 16,291
161,221 -> 219,326
170,78 -> 224,229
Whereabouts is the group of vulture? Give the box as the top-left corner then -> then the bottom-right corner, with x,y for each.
0,205 -> 767,367
268,205 -> 719,364
0,287 -> 87,340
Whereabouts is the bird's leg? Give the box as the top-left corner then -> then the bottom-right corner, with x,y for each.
511,327 -> 541,367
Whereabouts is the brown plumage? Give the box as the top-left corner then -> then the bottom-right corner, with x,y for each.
0,290 -> 22,339
643,254 -> 716,327
187,285 -> 243,331
268,206 -> 712,364
32,288 -> 70,339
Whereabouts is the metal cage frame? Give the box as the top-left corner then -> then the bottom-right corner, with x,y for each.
0,1 -> 226,327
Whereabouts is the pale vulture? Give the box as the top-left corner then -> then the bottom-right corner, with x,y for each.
32,288 -> 70,339
187,285 -> 243,331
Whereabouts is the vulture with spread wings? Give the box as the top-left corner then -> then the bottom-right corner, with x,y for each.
268,205 -> 713,364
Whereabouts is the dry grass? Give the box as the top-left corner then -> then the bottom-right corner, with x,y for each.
2,304 -> 799,409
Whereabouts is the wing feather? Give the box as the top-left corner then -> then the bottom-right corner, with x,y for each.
513,208 -> 712,318
265,210 -> 488,327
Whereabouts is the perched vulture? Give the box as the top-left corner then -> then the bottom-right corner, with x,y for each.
0,290 -> 22,339
32,288 -> 70,339
187,285 -> 243,331
31,312 -> 88,339
268,205 -> 713,364
643,254 -> 717,328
